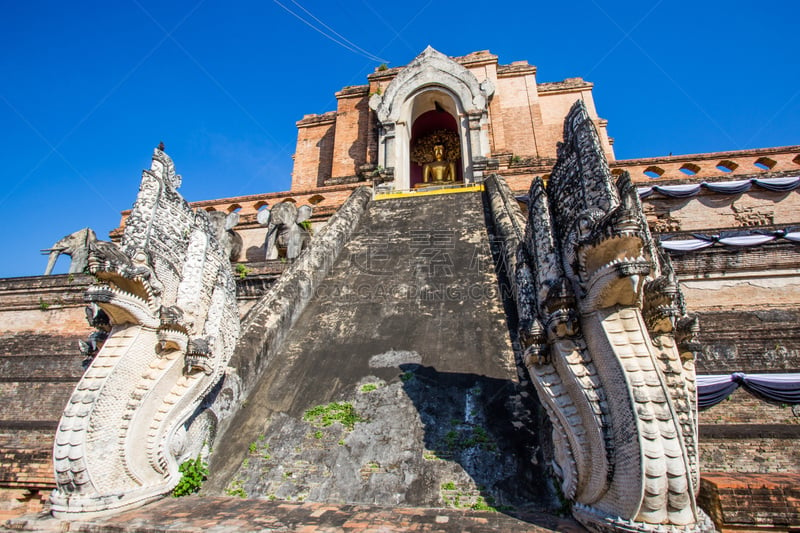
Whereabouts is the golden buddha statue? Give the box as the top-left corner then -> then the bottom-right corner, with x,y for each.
422,144 -> 456,184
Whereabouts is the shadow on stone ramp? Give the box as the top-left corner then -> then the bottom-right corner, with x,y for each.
398,362 -> 558,523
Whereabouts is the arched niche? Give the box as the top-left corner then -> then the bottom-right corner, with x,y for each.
408,90 -> 462,187
370,47 -> 494,190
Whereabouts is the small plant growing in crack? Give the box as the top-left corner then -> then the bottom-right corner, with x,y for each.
172,456 -> 208,497
225,479 -> 246,498
303,401 -> 365,430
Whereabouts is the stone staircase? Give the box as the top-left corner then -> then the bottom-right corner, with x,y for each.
203,190 -> 554,514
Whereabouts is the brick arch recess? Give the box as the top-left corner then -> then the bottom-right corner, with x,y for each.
410,110 -> 461,186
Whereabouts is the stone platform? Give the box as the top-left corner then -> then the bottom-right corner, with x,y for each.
3,497 -> 585,532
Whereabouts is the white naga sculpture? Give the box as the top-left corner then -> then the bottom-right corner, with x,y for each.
515,101 -> 712,532
51,147 -> 240,517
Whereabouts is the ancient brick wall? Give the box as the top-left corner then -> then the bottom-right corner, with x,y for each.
666,243 -> 800,374
614,146 -> 800,183
699,389 -> 800,475
700,435 -> 799,474
701,390 -> 800,426
291,112 -> 335,190
693,309 -> 800,373
0,275 -> 92,518
699,473 -> 800,531
494,67 -> 541,158
536,82 -> 613,160
644,186 -> 800,234
330,86 -> 372,181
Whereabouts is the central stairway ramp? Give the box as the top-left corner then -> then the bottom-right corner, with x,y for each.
205,187 -> 552,514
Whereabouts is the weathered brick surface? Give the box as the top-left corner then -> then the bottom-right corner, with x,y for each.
0,275 -> 93,342
0,428 -> 56,494
3,497 -> 586,532
0,430 -> 57,451
0,355 -> 84,380
699,473 -> 800,531
671,242 -> 800,280
0,335 -> 85,358
700,434 -> 800,473
616,146 -> 800,183
330,88 -> 371,180
0,487 -> 48,522
0,383 -> 75,422
0,446 -> 52,487
496,73 -> 541,158
644,186 -> 800,234
291,112 -> 336,190
693,309 -> 800,373
0,277 -> 85,517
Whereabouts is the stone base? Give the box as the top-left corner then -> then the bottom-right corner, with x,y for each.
698,473 -> 800,532
3,498 -> 585,532
414,180 -> 464,189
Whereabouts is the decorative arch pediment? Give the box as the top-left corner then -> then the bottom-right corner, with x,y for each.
369,46 -> 495,188
370,46 -> 494,123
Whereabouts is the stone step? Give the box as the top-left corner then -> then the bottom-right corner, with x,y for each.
2,497 -> 586,532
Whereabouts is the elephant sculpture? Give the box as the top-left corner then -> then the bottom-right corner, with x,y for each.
257,202 -> 312,260
207,211 -> 243,261
42,227 -> 97,275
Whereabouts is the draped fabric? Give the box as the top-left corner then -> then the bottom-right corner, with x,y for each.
526,176 -> 800,204
661,228 -> 799,251
696,375 -> 740,409
756,176 -> 800,192
637,176 -> 800,199
704,179 -> 752,194
516,177 -> 800,252
697,373 -> 800,409
660,239 -> 714,252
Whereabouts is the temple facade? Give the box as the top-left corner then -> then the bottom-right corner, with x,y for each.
144,48 -> 799,276
0,47 -> 799,531
291,47 -> 614,191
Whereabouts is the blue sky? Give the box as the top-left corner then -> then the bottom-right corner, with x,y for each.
1,0 -> 797,277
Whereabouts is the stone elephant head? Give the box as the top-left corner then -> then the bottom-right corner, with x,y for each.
42,227 -> 97,275
257,202 -> 312,260
206,211 -> 243,262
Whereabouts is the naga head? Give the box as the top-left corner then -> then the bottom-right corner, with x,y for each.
547,104 -> 655,314
514,102 -> 709,532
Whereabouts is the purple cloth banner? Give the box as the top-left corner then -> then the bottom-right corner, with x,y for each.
697,373 -> 800,409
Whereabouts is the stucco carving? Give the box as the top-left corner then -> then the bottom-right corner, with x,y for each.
369,46 -> 493,124
207,211 -> 243,261
78,303 -> 111,367
257,202 -> 312,260
369,46 -> 494,187
42,228 -> 97,275
515,101 -> 712,532
730,201 -> 774,227
51,147 -> 240,518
